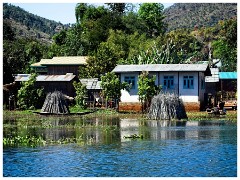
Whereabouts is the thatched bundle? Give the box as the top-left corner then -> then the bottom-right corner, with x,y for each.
148,92 -> 187,120
41,91 -> 69,114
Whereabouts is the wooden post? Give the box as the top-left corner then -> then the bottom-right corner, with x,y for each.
221,79 -> 223,101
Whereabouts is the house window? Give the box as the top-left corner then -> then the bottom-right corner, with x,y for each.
183,76 -> 194,89
163,76 -> 174,89
124,76 -> 136,89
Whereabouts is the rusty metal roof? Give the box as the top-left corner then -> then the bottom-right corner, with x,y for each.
14,73 -> 76,82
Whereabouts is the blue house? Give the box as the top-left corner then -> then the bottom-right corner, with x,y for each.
112,64 -> 211,111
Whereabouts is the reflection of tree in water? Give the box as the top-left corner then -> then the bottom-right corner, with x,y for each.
4,116 -> 229,146
42,117 -> 121,144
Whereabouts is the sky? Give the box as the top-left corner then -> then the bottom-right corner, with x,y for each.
9,2 -> 175,24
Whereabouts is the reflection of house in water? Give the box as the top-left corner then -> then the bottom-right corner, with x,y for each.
120,119 -> 140,140
41,118 -> 224,144
119,119 -> 223,141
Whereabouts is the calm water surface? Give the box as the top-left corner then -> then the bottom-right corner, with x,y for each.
3,116 -> 237,177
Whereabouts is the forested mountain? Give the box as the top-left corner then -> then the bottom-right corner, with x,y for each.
163,3 -> 237,31
3,3 -> 70,44
4,3 -> 237,42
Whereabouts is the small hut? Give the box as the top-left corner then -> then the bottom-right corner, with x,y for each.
148,92 -> 187,120
41,91 -> 69,114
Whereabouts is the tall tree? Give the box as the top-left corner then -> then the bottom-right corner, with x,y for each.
3,39 -> 28,84
101,72 -> 129,110
138,3 -> 167,37
86,30 -> 129,78
75,3 -> 87,24
212,18 -> 237,71
138,71 -> 160,112
73,81 -> 87,109
106,3 -> 126,14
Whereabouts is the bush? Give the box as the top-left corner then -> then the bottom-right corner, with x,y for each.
17,73 -> 45,110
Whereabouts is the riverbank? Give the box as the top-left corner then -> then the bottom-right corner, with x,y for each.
3,108 -> 237,122
3,108 -> 237,148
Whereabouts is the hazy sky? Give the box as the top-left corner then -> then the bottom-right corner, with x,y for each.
10,2 -> 174,24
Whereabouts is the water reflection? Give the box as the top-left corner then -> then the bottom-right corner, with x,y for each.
3,116 -> 237,177
3,116 -> 235,146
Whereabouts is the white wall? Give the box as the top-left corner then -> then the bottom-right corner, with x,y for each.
120,72 -> 202,103
120,89 -> 139,102
120,72 -> 139,102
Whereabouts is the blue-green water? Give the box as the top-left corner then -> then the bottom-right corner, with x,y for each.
3,118 -> 237,177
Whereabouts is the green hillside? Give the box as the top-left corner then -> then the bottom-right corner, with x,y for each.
3,3 -> 70,44
163,3 -> 237,31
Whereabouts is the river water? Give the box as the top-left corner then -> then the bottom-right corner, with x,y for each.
3,116 -> 237,177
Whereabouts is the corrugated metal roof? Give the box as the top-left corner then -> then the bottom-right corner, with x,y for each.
14,73 -> 76,82
80,78 -> 102,90
112,64 -> 209,73
205,68 -> 219,82
30,56 -> 87,67
219,72 -> 237,79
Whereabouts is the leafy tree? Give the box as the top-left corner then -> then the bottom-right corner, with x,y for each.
101,72 -> 129,110
138,71 -> 160,112
52,30 -> 67,46
64,25 -> 85,56
166,29 -> 203,62
3,39 -> 28,84
17,73 -> 45,110
75,3 -> 129,54
212,40 -> 237,71
75,3 -> 88,24
86,30 -> 129,78
73,81 -> 87,109
24,41 -> 45,73
212,18 -> 237,71
219,18 -> 237,48
122,11 -> 148,35
50,24 -> 85,56
138,3 -> 167,37
106,3 -> 126,14
126,32 -> 153,62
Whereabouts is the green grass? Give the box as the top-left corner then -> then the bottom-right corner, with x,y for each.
3,108 -> 237,122
186,111 -> 237,122
69,106 -> 91,113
